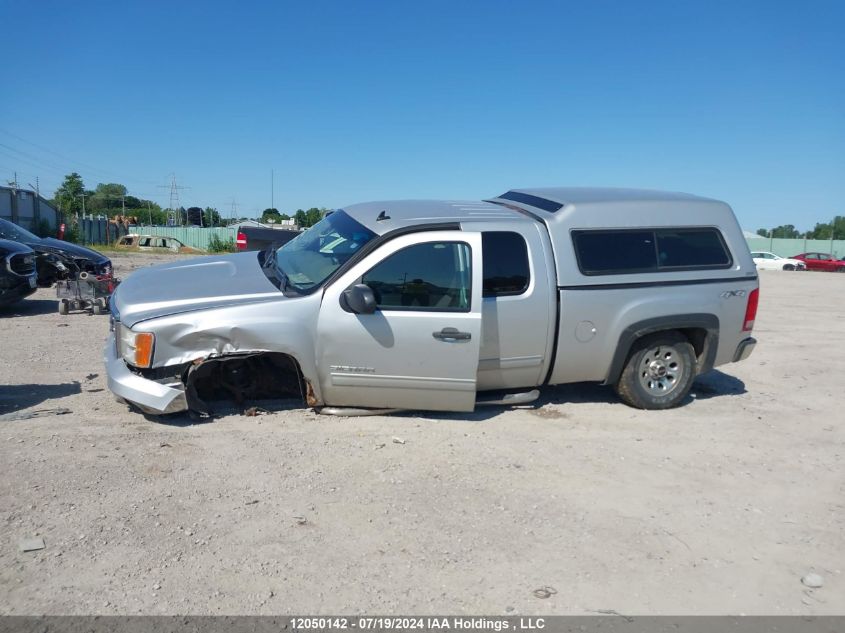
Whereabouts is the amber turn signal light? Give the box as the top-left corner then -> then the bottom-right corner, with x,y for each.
134,332 -> 155,368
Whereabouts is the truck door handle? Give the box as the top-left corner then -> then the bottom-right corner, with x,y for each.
433,328 -> 471,341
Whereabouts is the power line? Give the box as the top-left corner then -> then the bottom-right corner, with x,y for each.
0,146 -> 68,178
0,127 -> 160,186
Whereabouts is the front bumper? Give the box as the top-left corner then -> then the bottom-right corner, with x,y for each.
0,276 -> 37,306
733,337 -> 757,362
104,331 -> 188,415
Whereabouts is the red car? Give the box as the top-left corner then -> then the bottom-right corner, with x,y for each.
790,252 -> 845,272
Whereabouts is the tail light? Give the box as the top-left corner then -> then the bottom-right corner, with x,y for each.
743,288 -> 759,331
236,231 -> 247,250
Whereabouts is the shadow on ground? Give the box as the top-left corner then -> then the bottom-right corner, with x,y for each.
123,370 -> 747,425
0,299 -> 61,318
689,369 -> 747,400
141,398 -> 305,427
0,382 -> 82,416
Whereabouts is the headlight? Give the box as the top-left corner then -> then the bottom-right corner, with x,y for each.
118,324 -> 155,368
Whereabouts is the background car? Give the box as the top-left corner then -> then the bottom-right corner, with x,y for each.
790,252 -> 845,272
115,233 -> 202,254
750,251 -> 807,271
0,238 -> 38,307
0,218 -> 112,286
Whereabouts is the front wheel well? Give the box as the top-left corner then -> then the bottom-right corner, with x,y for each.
184,352 -> 307,417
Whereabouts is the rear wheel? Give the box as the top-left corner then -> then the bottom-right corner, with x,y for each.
615,331 -> 696,410
838,266 -> 845,273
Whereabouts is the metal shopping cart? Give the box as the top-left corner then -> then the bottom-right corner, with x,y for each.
56,271 -> 120,315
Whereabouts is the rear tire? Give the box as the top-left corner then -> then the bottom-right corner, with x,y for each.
615,331 -> 696,410
838,266 -> 845,273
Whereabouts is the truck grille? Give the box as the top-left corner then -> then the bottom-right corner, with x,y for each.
8,253 -> 36,276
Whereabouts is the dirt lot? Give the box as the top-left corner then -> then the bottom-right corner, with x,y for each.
0,253 -> 842,615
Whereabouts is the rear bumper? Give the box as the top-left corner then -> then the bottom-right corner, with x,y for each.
104,331 -> 188,415
733,337 -> 757,362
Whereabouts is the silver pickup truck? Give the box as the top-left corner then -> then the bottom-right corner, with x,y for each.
105,187 -> 758,416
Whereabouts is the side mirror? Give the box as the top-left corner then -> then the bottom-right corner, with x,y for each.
341,284 -> 377,314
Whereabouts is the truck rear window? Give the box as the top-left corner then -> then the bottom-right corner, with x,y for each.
572,228 -> 732,275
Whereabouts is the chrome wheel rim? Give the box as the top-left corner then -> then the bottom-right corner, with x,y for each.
638,345 -> 683,395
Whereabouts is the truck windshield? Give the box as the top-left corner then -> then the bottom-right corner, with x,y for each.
274,210 -> 376,293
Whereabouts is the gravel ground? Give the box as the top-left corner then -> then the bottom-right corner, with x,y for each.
0,253 -> 842,615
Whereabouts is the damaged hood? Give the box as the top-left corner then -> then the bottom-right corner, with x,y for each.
112,252 -> 284,327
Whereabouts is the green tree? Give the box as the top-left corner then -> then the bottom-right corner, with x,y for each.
769,224 -> 800,239
96,183 -> 127,198
203,207 -> 221,227
124,195 -> 142,208
305,207 -> 324,226
262,208 -> 282,223
53,172 -> 86,215
143,205 -> 167,225
293,207 -> 327,228
88,183 -> 129,214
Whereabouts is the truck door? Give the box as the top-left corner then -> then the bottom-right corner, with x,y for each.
316,231 -> 483,412
477,226 -> 555,390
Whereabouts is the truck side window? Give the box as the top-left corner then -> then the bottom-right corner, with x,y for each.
655,229 -> 731,268
572,230 -> 657,275
362,242 -> 471,311
572,228 -> 732,275
482,232 -> 529,297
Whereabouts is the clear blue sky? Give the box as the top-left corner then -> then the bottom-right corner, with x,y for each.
2,1 -> 843,231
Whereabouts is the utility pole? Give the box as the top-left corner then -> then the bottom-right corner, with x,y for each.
77,193 -> 87,245
28,178 -> 41,229
147,201 -> 153,226
271,169 -> 274,212
9,172 -> 19,224
830,217 -> 835,256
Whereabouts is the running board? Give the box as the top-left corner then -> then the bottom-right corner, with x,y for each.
317,389 -> 541,416
475,389 -> 540,407
317,406 -> 405,417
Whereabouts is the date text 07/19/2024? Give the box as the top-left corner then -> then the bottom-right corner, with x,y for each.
289,617 -> 546,631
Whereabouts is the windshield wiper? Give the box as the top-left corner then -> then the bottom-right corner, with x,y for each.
261,247 -> 291,292
262,246 -> 277,270
277,266 -> 289,293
